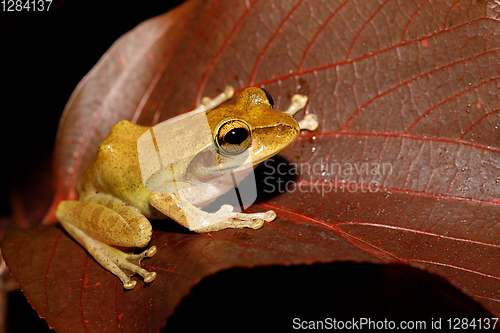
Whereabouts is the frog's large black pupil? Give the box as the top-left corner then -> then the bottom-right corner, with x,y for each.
224,128 -> 248,144
260,87 -> 275,107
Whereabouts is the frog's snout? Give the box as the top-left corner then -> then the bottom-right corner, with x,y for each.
277,113 -> 300,141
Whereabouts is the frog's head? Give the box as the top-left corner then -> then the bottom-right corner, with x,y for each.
204,87 -> 300,173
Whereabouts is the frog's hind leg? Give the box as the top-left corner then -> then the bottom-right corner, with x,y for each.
56,194 -> 157,289
61,221 -> 156,289
283,94 -> 319,131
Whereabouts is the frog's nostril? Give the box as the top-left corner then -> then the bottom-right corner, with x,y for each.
277,124 -> 285,131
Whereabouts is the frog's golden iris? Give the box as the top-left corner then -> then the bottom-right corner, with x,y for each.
214,119 -> 252,156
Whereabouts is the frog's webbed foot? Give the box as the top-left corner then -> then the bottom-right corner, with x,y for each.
149,192 -> 276,233
102,243 -> 157,289
56,196 -> 157,289
62,222 -> 157,289
284,94 -> 319,131
193,204 -> 277,233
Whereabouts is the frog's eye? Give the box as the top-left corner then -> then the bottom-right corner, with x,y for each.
215,120 -> 252,156
260,87 -> 275,108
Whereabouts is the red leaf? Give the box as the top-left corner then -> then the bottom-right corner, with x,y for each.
3,0 -> 500,331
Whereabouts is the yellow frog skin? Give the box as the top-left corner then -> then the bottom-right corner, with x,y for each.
56,87 -> 318,289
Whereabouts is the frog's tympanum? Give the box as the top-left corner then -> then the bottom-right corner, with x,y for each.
56,87 -> 318,289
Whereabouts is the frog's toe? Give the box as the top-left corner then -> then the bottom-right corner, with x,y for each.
233,210 -> 276,223
284,94 -> 308,115
146,245 -> 157,257
99,243 -> 157,289
120,246 -> 157,285
117,260 -> 156,289
144,271 -> 157,284
249,219 -> 264,229
123,280 -> 137,290
222,204 -> 234,212
298,114 -> 319,131
126,245 -> 157,262
248,210 -> 275,229
120,269 -> 154,289
263,210 -> 277,222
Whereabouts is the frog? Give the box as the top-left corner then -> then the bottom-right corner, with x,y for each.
56,86 -> 318,289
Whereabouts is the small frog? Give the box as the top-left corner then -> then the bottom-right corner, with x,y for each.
56,87 -> 318,289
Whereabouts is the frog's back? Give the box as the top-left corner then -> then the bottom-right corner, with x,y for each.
77,120 -> 161,217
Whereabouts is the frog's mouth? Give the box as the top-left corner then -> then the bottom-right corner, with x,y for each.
248,120 -> 300,161
249,138 -> 296,165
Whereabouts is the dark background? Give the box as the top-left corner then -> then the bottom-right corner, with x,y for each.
0,1 -> 495,332
0,0 -> 184,217
0,1 -> 188,331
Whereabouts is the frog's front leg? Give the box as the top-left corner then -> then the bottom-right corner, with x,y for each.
149,189 -> 276,233
56,193 -> 157,289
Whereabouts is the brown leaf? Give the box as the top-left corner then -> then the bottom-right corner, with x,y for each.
4,0 -> 500,331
